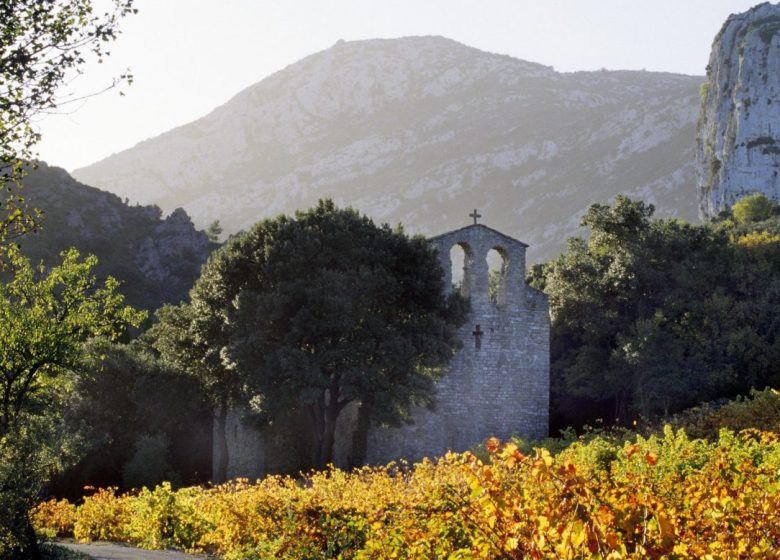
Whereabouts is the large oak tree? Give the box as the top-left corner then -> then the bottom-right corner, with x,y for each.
149,200 -> 466,476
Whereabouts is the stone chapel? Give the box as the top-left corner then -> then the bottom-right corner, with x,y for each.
217,215 -> 550,478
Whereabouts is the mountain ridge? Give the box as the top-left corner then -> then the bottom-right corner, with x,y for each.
74,35 -> 703,261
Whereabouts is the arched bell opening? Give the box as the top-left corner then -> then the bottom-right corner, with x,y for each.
449,242 -> 475,298
486,246 -> 509,306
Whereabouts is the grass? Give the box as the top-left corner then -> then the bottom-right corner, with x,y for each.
39,542 -> 92,560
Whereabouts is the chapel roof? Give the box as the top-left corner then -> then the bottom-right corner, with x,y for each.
428,223 -> 529,248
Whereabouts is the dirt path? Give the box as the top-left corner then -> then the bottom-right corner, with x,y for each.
59,542 -> 210,560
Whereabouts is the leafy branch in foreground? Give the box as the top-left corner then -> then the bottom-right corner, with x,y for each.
0,245 -> 144,559
0,246 -> 145,434
0,0 -> 137,253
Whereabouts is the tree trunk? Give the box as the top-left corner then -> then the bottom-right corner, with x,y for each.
311,384 -> 345,470
23,515 -> 41,560
317,404 -> 339,469
350,401 -> 372,468
213,402 -> 229,483
614,391 -> 629,425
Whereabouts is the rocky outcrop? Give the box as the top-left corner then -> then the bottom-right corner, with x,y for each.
15,163 -> 216,311
697,2 -> 780,218
74,36 -> 702,263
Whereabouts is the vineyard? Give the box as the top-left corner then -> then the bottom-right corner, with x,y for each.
34,390 -> 780,560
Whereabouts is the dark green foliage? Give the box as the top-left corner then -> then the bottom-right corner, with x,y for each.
122,434 -> 180,490
39,543 -> 91,560
665,388 -> 780,440
50,341 -> 211,497
206,220 -> 223,242
143,300 -> 240,482
533,196 -> 780,431
0,422 -> 58,560
147,200 -> 466,473
488,268 -> 502,304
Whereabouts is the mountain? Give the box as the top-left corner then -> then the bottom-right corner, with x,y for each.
15,163 -> 216,312
696,2 -> 780,218
74,36 -> 702,262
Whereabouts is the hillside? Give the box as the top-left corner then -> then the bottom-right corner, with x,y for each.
15,163 -> 216,311
73,36 -> 702,262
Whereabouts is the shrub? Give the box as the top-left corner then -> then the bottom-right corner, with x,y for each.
668,387 -> 780,439
72,488 -> 129,543
34,429 -> 780,559
732,192 -> 776,224
39,542 -> 92,560
123,482 -> 202,550
32,499 -> 76,539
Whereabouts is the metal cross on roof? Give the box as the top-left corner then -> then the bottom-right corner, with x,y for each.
469,209 -> 481,225
472,324 -> 483,350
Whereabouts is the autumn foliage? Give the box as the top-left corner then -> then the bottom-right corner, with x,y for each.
33,421 -> 780,559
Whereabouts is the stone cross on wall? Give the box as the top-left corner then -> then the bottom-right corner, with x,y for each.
469,209 -> 481,225
472,324 -> 483,350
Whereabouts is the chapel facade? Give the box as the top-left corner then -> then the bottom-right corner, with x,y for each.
362,216 -> 550,464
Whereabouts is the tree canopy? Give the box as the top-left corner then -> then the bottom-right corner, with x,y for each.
148,200 -> 466,473
532,195 -> 780,430
47,340 -> 212,497
0,246 -> 144,435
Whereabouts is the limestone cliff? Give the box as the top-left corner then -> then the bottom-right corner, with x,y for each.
697,2 -> 780,218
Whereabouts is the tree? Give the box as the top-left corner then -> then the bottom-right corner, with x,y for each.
0,246 -> 143,559
206,220 -> 223,242
149,200 -> 466,474
0,0 -> 136,255
731,192 -> 776,224
534,195 -> 780,431
536,197 -> 733,426
50,340 -> 211,497
0,247 -> 144,435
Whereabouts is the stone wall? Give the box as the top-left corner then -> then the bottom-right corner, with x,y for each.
217,408 -> 322,480
216,409 -> 265,481
218,399 -> 363,479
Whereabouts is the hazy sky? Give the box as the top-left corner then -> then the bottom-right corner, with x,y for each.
34,0 -> 761,171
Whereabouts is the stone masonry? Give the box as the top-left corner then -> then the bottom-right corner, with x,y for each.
217,217 -> 550,478
364,219 -> 549,464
